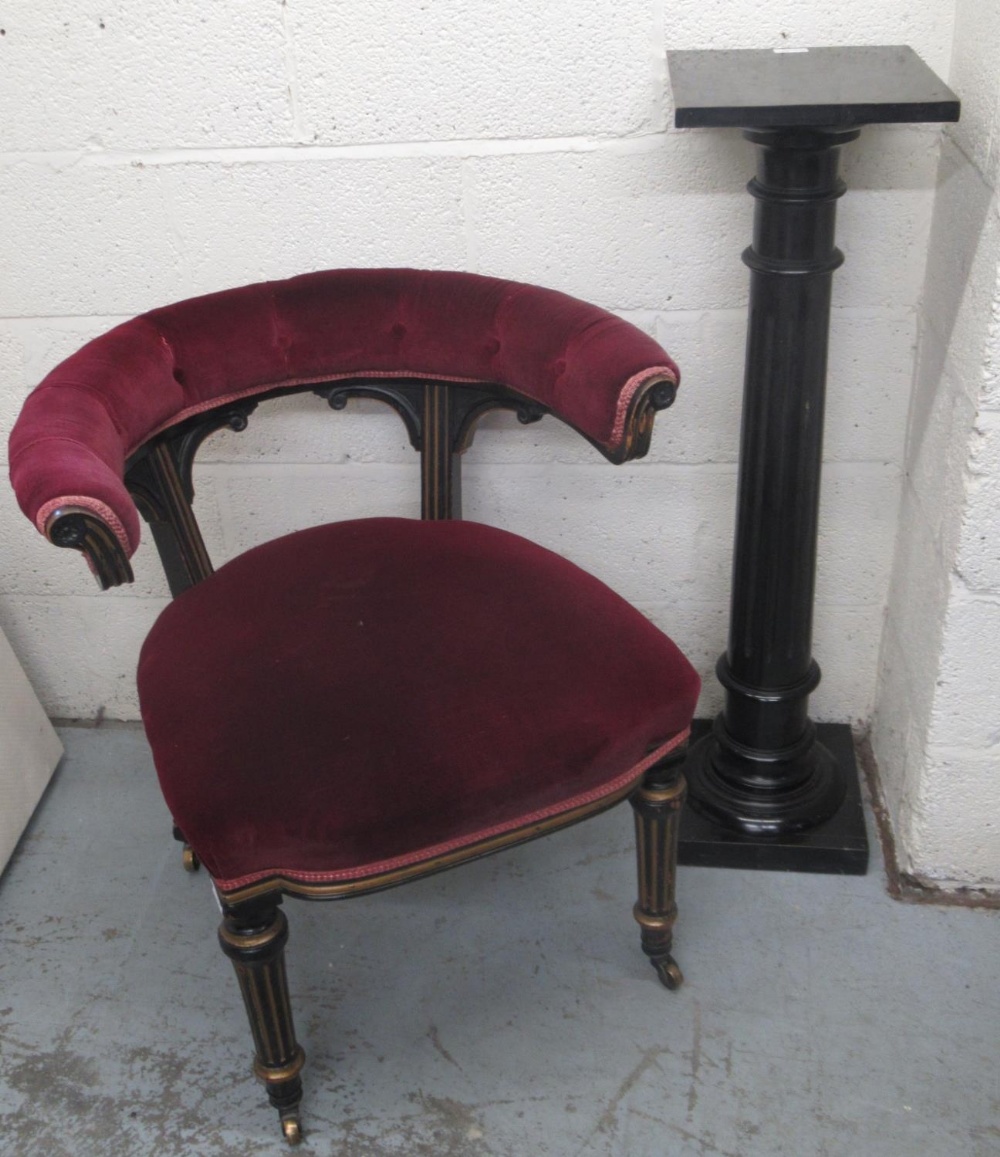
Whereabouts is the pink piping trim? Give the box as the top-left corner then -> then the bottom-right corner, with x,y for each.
212,726 -> 690,893
36,495 -> 132,555
609,367 -> 679,447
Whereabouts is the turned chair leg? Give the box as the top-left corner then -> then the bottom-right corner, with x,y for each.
218,895 -> 306,1145
630,742 -> 688,990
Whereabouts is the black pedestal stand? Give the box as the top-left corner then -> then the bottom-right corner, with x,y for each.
667,47 -> 959,873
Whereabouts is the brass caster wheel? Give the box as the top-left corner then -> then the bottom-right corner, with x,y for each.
651,954 -> 683,991
281,1114 -> 303,1146
181,844 -> 200,873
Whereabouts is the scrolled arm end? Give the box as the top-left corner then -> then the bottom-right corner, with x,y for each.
612,372 -> 680,464
45,506 -> 135,590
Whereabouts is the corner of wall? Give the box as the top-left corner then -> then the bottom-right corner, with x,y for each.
871,0 -> 1000,890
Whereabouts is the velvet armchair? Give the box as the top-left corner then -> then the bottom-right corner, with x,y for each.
9,268 -> 700,1144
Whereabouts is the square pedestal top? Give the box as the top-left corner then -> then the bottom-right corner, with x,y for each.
669,46 -> 959,130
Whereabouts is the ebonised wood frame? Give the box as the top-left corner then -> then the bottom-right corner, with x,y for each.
41,372 -> 683,1144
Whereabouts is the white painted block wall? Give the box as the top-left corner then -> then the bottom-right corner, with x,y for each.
872,0 -> 1000,889
0,0 -> 966,884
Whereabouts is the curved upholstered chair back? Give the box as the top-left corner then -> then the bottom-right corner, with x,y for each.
9,269 -> 679,591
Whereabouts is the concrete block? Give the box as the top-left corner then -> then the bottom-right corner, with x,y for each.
0,331 -> 27,461
814,464 -> 901,608
906,749 -> 1000,884
810,603 -> 885,723
206,462 -> 421,567
954,413 -> 1000,592
906,361 -> 979,555
978,234 -> 1000,411
290,0 -> 659,144
882,496 -> 952,688
824,314 -> 916,464
0,163 -> 185,317
873,478 -> 957,847
920,141 -> 1000,407
835,188 -> 935,312
464,140 -> 749,311
841,127 -> 943,194
871,618 -> 935,829
937,230 -> 1000,418
928,592 -> 1000,749
166,158 -> 467,298
0,3 -> 292,151
0,594 -> 165,719
662,1 -> 954,76
947,0 -> 1000,185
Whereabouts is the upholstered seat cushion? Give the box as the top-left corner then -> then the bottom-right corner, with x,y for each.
138,518 -> 699,894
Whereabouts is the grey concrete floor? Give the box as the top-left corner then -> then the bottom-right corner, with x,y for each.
0,725 -> 997,1156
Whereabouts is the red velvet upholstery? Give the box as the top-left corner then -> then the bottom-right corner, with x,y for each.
10,268 -> 698,1142
137,518 -> 700,893
8,269 -> 679,558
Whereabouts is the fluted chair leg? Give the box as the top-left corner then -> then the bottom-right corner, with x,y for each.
630,742 -> 688,990
218,896 -> 306,1145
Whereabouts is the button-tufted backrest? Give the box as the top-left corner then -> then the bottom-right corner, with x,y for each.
9,269 -> 679,559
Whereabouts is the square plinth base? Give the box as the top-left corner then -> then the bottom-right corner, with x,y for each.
678,721 -> 870,874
